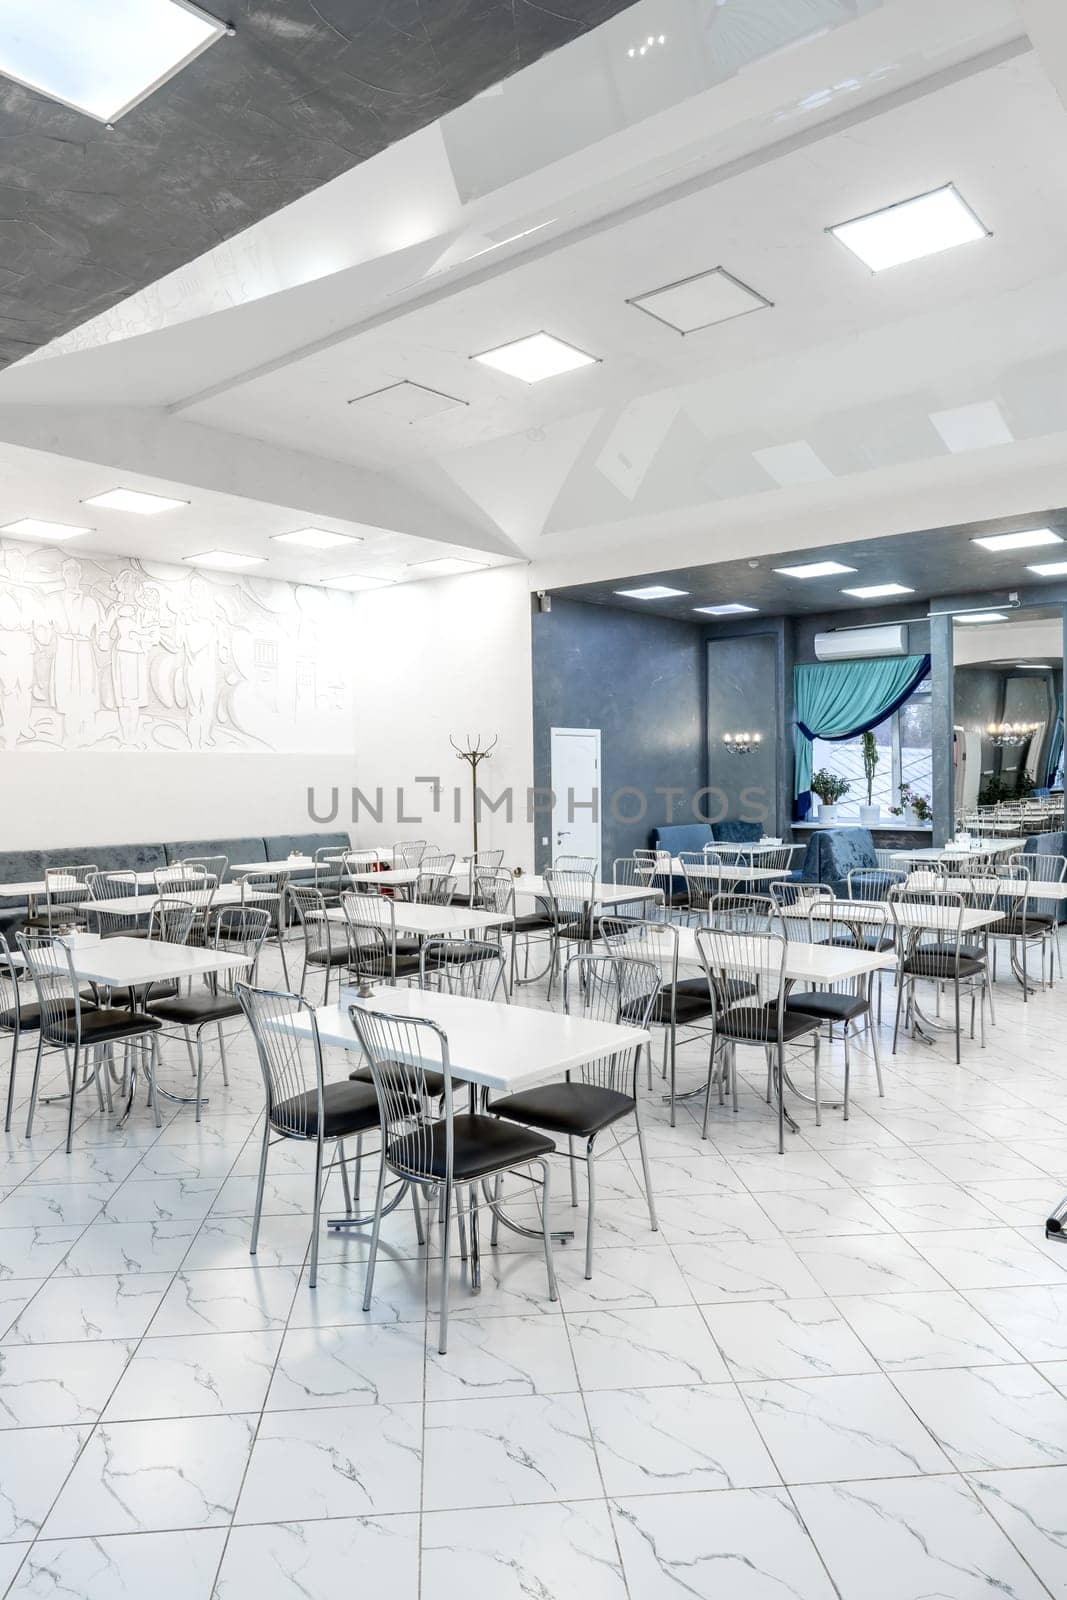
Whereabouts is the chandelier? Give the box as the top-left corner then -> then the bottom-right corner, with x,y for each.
986,723 -> 1037,748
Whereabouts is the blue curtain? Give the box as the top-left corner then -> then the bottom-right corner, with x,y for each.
794,654 -> 931,819
1047,691 -> 1064,788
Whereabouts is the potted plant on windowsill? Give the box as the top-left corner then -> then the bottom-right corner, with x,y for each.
888,782 -> 932,828
860,730 -> 880,825
810,768 -> 850,823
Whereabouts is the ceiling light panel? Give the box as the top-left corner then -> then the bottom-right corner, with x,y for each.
956,612 -> 1008,623
1028,561 -> 1067,577
184,551 -> 264,571
972,528 -> 1062,552
82,487 -> 189,514
627,267 -> 771,336
0,518 -> 90,542
473,332 -> 597,383
774,561 -> 857,579
694,603 -> 759,616
841,584 -> 914,598
753,442 -> 832,486
930,401 -> 1013,453
408,557 -> 487,576
615,585 -> 688,600
0,0 -> 226,123
347,381 -> 467,422
828,184 -> 988,272
271,529 -> 363,551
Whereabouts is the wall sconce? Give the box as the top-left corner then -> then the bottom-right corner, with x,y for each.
723,731 -> 762,755
986,722 -> 1037,748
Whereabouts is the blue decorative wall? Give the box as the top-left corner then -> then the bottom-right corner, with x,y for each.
531,597 -> 706,874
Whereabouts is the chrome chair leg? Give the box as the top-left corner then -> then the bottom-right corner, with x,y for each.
308,1135 -> 324,1289
338,1138 -> 353,1214
584,1135 -> 597,1280
250,1119 -> 270,1255
438,1182 -> 453,1354
64,1043 -> 80,1154
25,1037 -> 44,1138
362,1160 -> 389,1312
633,1108 -> 658,1234
217,1022 -> 229,1085
539,1159 -> 558,1302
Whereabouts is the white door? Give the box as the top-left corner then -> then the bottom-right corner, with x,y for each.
550,727 -> 601,866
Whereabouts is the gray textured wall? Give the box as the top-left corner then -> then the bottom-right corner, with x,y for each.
531,597 -> 706,874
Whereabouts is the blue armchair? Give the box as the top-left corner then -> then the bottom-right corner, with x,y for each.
798,828 -> 878,896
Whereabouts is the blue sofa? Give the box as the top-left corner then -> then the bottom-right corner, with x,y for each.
1022,830 -> 1067,922
798,827 -> 878,896
0,829 -> 352,935
650,821 -> 764,855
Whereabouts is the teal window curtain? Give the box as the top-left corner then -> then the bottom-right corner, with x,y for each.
794,654 -> 931,818
1046,691 -> 1064,787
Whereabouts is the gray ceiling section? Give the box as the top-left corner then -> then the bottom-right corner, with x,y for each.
558,511 -> 1067,622
0,0 -> 638,366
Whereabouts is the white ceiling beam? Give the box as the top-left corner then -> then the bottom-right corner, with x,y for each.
0,404 -> 523,560
1017,0 -> 1067,109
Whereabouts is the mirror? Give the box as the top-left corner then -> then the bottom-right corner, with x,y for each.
953,608 -> 1063,811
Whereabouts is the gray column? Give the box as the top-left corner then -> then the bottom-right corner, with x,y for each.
929,610 -> 954,846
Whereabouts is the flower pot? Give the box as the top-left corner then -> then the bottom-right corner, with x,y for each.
903,805 -> 917,827
817,802 -> 837,822
859,804 -> 880,825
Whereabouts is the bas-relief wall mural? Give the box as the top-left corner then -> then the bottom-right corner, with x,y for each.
0,543 -> 355,753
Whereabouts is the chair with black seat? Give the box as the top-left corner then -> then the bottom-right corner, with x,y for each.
312,846 -> 344,905
634,848 -> 688,914
611,856 -> 666,922
17,931 -> 162,1153
476,867 -> 554,988
544,865 -> 597,1002
101,896 -> 196,1012
451,850 -> 504,908
963,862 -> 1048,1003
0,930 -> 83,1135
238,982 -> 396,1290
150,906 -> 269,1121
415,854 -> 456,908
679,851 -> 719,920
85,870 -> 145,939
490,953 -> 659,1280
889,884 -> 987,1064
239,869 -> 291,985
340,891 -> 423,985
350,1002 -> 558,1352
553,855 -> 597,873
25,864 -> 97,933
694,924 -> 820,1154
290,884 -> 352,1003
178,856 -> 227,943
1009,851 -> 1065,987
768,880 -> 834,941
155,864 -> 216,950
600,916 -> 713,1124
777,897 -> 887,1115
393,840 -> 427,870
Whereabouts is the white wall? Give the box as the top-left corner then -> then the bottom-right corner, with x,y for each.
348,565 -> 535,867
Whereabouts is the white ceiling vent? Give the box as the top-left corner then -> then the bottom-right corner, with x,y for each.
814,625 -> 908,662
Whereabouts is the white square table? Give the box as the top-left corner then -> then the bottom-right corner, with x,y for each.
75,883 -> 255,918
671,862 -> 788,885
510,875 -> 663,908
657,923 -> 898,984
778,898 -> 1005,936
890,839 -> 1026,865
346,867 -> 421,888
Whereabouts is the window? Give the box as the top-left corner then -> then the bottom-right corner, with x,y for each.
811,682 -> 932,815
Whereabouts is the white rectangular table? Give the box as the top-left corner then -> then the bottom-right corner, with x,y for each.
76,884 -> 259,917
346,867 -> 421,887
511,876 -> 663,908
655,924 -> 898,984
906,874 -> 1067,902
673,863 -> 788,885
780,898 -> 1004,935
890,840 -> 1026,864
279,987 -> 650,1096
326,903 -> 512,938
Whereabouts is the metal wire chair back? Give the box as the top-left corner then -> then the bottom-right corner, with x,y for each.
678,851 -> 717,914
0,933 -> 21,1036
599,915 -> 677,991
610,856 -> 661,919
887,883 -> 966,968
340,891 -> 400,981
236,983 -> 323,1139
312,846 -> 342,896
289,884 -> 347,967
633,848 -> 677,906
155,863 -> 212,896
394,841 -> 427,870
417,854 -> 456,906
1009,850 -> 1066,922
847,866 -> 906,901
545,866 -> 596,938
562,953 -> 658,1095
419,939 -> 507,1000
85,870 -> 141,937
473,868 -> 516,920
180,855 -> 227,885
695,925 -> 788,1041
463,850 -> 504,903
211,906 -> 270,991
553,855 -> 597,873
148,897 -> 197,947
42,864 -> 96,929
16,933 -> 83,1048
347,1005 -> 452,1185
707,892 -> 772,934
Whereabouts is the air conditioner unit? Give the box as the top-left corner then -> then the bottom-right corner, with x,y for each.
813,624 -> 908,662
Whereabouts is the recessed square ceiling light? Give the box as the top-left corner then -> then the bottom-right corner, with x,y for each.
615,585 -> 689,600
347,380 -> 468,422
1027,561 -> 1067,577
753,442 -> 833,486
694,603 -> 759,616
0,0 -> 226,124
472,332 -> 597,384
626,266 -> 771,336
972,528 -> 1062,552
82,487 -> 189,514
322,574 -> 394,592
1016,663 -> 1051,669
0,517 -> 90,542
828,184 -> 988,272
841,584 -> 914,598
408,557 -> 487,577
184,550 -> 264,571
930,400 -> 1013,453
955,612 -> 1008,623
774,561 -> 858,579
271,528 -> 363,551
